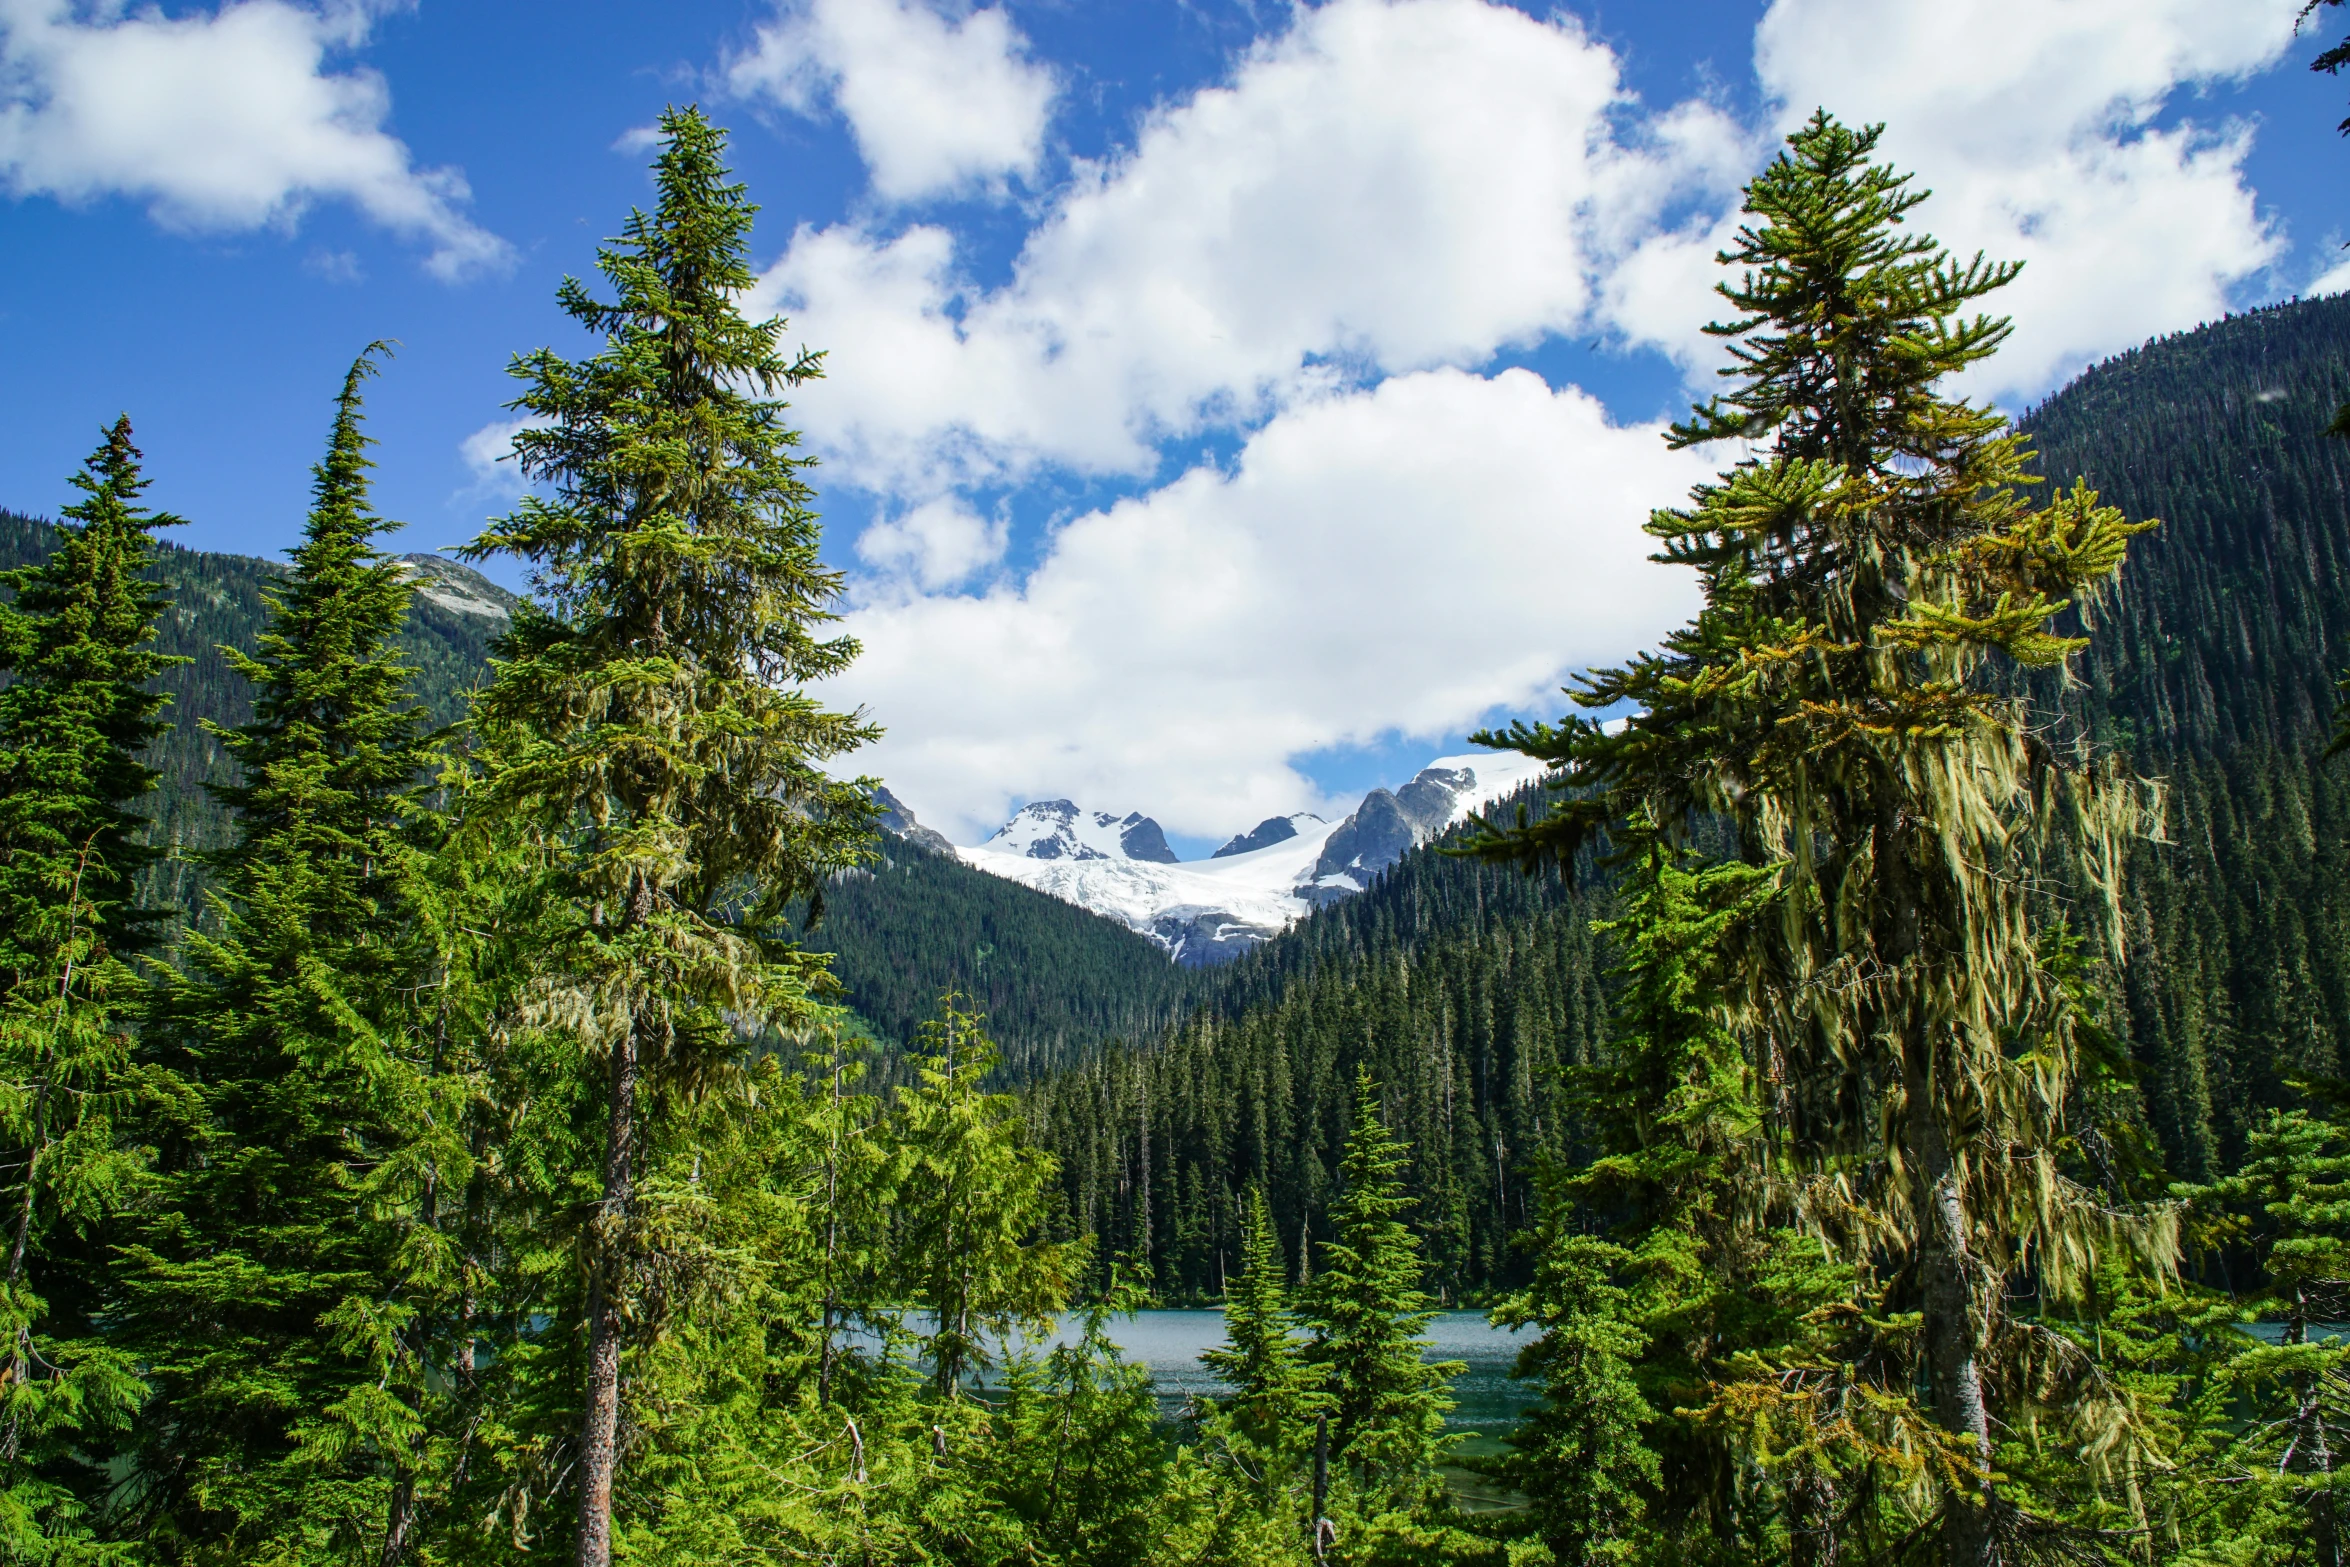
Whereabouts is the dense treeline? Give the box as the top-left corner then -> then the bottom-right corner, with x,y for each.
0,509 -> 502,924
0,110 -> 1520,1566
0,512 -> 1202,1072
1028,797 -> 1607,1302
1027,272 -> 2350,1306
802,837 -> 1205,1075
1034,114 -> 2350,1567
2015,295 -> 2350,1174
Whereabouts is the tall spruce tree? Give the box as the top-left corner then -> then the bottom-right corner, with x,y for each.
1493,817 -> 1769,1565
0,416 -> 182,972
460,106 -> 878,1567
1472,114 -> 2174,1564
1202,1185 -> 1321,1496
1298,1070 -> 1457,1510
890,997 -> 1072,1399
0,419 -> 182,1557
116,346 -> 444,1562
1492,1228 -> 1652,1567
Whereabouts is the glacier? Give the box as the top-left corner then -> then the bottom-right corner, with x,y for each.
914,752 -> 1552,966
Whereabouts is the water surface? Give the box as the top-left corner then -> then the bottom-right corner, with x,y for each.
988,1308 -> 1539,1449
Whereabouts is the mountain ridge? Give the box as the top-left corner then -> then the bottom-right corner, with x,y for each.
887,751 -> 1550,966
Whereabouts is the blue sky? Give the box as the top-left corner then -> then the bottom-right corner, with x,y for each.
0,0 -> 2342,854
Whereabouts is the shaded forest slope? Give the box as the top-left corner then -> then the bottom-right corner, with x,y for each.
0,512 -> 502,919
0,510 -> 1195,1067
2023,293 -> 2350,1177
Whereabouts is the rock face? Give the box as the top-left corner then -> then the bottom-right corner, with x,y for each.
1212,813 -> 1319,858
1301,764 -> 1504,906
1303,791 -> 1416,906
1118,815 -> 1180,864
1396,765 -> 1476,836
872,786 -> 954,856
1150,909 -> 1275,966
393,553 -> 519,620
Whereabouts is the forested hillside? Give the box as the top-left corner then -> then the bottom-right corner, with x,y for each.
801,835 -> 1204,1073
1033,291 -> 2350,1303
1029,788 -> 1603,1301
0,510 -> 502,918
0,509 -> 1199,1066
2022,294 -> 2350,1177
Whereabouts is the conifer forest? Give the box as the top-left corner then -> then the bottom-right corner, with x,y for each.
13,98 -> 2350,1567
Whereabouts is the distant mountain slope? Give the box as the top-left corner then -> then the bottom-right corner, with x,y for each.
0,509 -> 1201,1070
796,835 -> 1205,1076
0,511 -> 505,921
2018,292 -> 2350,1176
949,752 -> 1550,966
1029,781 -> 1604,1300
2025,293 -> 2350,761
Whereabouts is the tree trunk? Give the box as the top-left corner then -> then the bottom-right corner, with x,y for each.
1881,798 -> 1994,1567
574,1018 -> 640,1567
1312,1410 -> 1330,1565
381,1469 -> 417,1567
1906,1048 -> 1994,1567
1787,1467 -> 1841,1567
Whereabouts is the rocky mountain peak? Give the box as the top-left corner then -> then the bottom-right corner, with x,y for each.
872,786 -> 954,855
984,799 -> 1181,864
393,553 -> 520,621
951,752 -> 1549,969
1212,812 -> 1325,859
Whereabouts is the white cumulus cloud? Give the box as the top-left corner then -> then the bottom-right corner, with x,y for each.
827,368 -> 1712,843
855,497 -> 1009,591
0,0 -> 509,279
455,414 -> 546,502
673,0 -> 2318,840
1737,0 -> 2298,400
751,0 -> 1749,496
727,0 -> 1057,203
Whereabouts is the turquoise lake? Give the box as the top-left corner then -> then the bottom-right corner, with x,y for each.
980,1309 -> 1540,1453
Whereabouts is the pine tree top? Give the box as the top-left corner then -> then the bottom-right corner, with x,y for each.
464,104 -> 877,955
0,416 -> 187,964
206,343 -> 428,861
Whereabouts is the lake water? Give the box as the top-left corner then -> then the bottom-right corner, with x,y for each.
981,1309 -> 1540,1454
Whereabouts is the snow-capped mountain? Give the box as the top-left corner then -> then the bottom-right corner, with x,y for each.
983,801 -> 1179,864
878,753 -> 1550,968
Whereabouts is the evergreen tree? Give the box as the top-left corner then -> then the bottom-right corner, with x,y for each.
116,346 -> 446,1562
1201,1185 -> 1321,1496
460,106 -> 878,1566
0,420 -> 181,1555
801,1017 -> 896,1407
0,416 -> 182,971
1298,1069 -> 1457,1510
2176,1096 -> 2350,1563
1472,114 -> 2174,1564
985,1267 -> 1206,1567
890,996 -> 1073,1397
1492,818 -> 1769,1564
1492,1228 -> 1652,1567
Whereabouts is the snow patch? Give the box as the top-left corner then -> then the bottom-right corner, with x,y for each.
951,750 -> 1554,965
